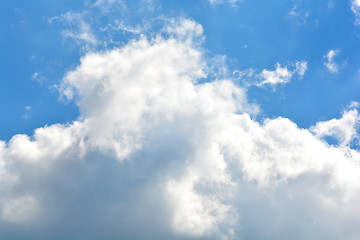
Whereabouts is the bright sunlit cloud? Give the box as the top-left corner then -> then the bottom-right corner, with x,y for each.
1,1 -> 360,239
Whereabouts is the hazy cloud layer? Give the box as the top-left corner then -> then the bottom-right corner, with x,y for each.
1,19 -> 360,240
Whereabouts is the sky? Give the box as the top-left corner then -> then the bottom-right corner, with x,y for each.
1,0 -> 360,239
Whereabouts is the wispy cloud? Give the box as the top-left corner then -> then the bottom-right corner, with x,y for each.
21,105 -> 31,119
233,61 -> 308,89
257,61 -> 308,87
208,0 -> 242,7
351,0 -> 360,25
311,107 -> 360,147
92,0 -> 126,10
324,49 -> 340,73
31,72 -> 46,84
48,12 -> 99,48
287,2 -> 309,26
101,19 -> 142,34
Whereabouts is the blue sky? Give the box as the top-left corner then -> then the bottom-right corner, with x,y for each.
1,0 -> 360,239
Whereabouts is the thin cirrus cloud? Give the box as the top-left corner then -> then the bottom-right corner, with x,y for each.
48,12 -> 99,48
1,18 -> 360,240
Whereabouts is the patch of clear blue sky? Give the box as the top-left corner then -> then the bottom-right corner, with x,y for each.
1,0 -> 360,140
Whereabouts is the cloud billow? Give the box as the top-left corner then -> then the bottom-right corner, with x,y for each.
1,19 -> 360,240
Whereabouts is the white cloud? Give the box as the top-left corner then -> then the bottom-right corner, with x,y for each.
289,5 -> 299,17
31,72 -> 46,84
208,0 -> 242,7
93,0 -> 118,6
31,72 -> 38,80
295,60 -> 308,76
21,106 -> 31,119
102,19 -> 142,34
92,0 -> 155,13
164,18 -> 204,43
48,12 -> 99,47
1,19 -> 360,240
351,0 -> 360,25
257,60 -> 308,87
324,49 -> 340,73
288,4 -> 309,25
311,108 -> 360,147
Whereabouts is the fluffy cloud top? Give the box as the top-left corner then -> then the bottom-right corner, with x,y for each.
1,19 -> 360,240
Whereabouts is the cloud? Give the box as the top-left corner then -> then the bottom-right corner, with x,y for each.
287,4 -> 309,26
101,19 -> 142,34
92,0 -> 155,13
311,108 -> 360,147
48,12 -> 99,48
31,72 -> 46,84
351,0 -> 360,25
256,61 -> 308,87
163,18 -> 204,43
31,72 -> 39,81
208,0 -> 242,7
1,195 -> 41,225
92,0 -> 126,9
21,106 -> 31,119
324,49 -> 340,73
93,0 -> 119,6
1,19 -> 360,240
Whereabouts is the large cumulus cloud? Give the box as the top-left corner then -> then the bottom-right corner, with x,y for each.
1,19 -> 360,240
